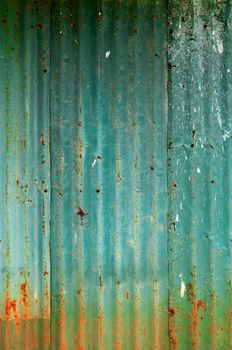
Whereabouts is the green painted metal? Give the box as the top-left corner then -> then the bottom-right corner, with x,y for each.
50,1 -> 168,349
168,1 -> 232,349
0,1 -> 51,348
0,0 -> 232,349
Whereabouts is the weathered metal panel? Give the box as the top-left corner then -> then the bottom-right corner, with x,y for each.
168,1 -> 232,349
50,1 -> 168,349
1,0 -> 232,349
0,0 -> 51,348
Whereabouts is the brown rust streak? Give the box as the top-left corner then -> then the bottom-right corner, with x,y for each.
116,300 -> 122,350
76,290 -> 85,350
5,298 -> 20,331
98,311 -> 103,350
187,282 -> 207,349
168,292 -> 178,349
59,289 -> 67,350
20,282 -> 30,320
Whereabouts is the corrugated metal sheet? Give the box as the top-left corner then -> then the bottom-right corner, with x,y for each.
50,1 -> 167,349
0,0 -> 51,348
0,0 -> 231,349
168,1 -> 232,349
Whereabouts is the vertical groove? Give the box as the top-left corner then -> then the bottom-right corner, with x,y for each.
49,0 -> 52,348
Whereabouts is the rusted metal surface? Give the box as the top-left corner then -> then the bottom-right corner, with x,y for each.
0,0 -> 51,348
168,1 -> 232,349
0,0 -> 232,349
50,1 -> 167,349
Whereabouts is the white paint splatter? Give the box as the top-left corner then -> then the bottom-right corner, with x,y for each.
227,69 -> 231,73
105,51 -> 111,58
179,273 -> 186,298
223,133 -> 230,141
92,158 -> 97,168
217,39 -> 223,54
176,214 -> 179,222
197,167 -> 201,173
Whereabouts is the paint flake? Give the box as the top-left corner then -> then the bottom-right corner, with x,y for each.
92,159 -> 97,168
179,273 -> 186,298
105,51 -> 111,58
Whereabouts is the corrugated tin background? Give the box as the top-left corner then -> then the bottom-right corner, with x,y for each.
168,1 -> 232,348
0,0 -> 231,349
0,0 -> 51,348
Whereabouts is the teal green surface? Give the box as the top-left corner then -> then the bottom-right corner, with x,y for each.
0,0 -> 232,349
0,0 -> 51,348
50,1 -> 168,349
168,0 -> 232,348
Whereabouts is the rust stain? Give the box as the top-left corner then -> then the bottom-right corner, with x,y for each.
40,134 -> 45,146
42,271 -> 49,276
59,289 -> 67,350
76,289 -> 85,350
77,207 -> 88,225
98,311 -> 103,350
152,14 -> 159,20
42,281 -> 50,319
134,294 -> 140,350
37,23 -> 43,30
209,292 -> 216,350
116,300 -> 122,350
97,12 -> 103,24
168,292 -> 178,349
187,281 -> 207,349
172,182 -> 177,189
20,282 -> 30,320
5,298 -> 20,330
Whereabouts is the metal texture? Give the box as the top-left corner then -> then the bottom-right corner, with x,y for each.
0,0 -> 231,349
0,1 -> 51,348
168,1 -> 232,349
50,1 -> 167,349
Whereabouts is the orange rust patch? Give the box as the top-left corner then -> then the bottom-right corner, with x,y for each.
98,312 -> 103,347
172,182 -> 177,189
20,282 -> 30,320
116,300 -> 122,350
168,292 -> 178,349
40,134 -> 45,145
41,281 -> 50,319
76,290 -> 85,350
5,298 -> 20,330
187,282 -> 207,349
168,305 -> 176,317
197,300 -> 206,313
42,271 -> 49,276
58,290 -> 67,350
